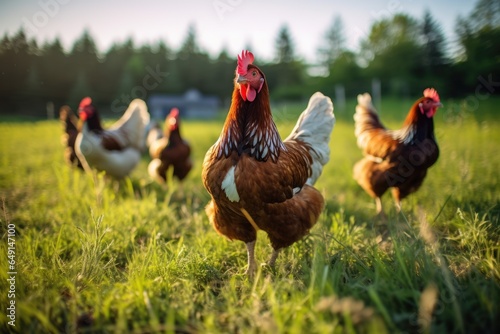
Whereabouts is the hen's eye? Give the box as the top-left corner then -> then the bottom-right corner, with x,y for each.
252,71 -> 257,76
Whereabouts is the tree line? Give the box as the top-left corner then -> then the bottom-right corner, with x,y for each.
0,0 -> 498,117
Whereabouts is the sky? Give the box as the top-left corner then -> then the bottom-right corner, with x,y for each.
0,0 -> 476,63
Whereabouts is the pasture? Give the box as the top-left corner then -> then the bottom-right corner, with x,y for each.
0,96 -> 499,333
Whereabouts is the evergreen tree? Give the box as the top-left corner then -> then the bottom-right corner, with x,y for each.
274,25 -> 295,63
175,24 -> 212,94
114,70 -> 135,109
454,0 -> 500,94
469,0 -> 500,32
10,28 -> 30,54
70,29 -> 98,57
213,47 -> 235,99
318,16 -> 346,68
68,29 -> 100,97
40,38 -> 69,100
324,51 -> 364,97
2,29 -> 37,104
42,37 -> 65,55
0,33 -> 11,53
360,14 -> 422,95
68,70 -> 93,107
139,40 -> 171,94
178,24 -> 200,59
420,10 -> 447,69
26,65 -> 42,98
0,34 -> 14,99
103,39 -> 136,100
419,9 -> 449,94
455,0 -> 500,62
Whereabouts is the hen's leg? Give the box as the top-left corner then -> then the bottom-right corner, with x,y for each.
391,188 -> 402,212
245,240 -> 257,276
268,249 -> 281,267
375,197 -> 388,220
395,201 -> 402,212
375,197 -> 383,214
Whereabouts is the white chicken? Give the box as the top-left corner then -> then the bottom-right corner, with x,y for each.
75,97 -> 150,178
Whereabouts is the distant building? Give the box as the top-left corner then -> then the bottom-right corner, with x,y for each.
148,89 -> 220,119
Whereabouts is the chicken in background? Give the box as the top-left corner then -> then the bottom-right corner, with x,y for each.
353,88 -> 442,215
148,108 -> 192,183
75,97 -> 150,179
145,121 -> 163,153
59,105 -> 83,169
202,50 -> 335,276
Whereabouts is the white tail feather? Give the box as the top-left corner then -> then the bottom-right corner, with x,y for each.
286,92 -> 335,185
354,93 -> 385,150
356,93 -> 375,113
109,99 -> 150,150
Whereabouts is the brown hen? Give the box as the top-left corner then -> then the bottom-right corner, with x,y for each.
60,105 -> 83,169
148,108 -> 192,183
353,88 -> 442,214
202,50 -> 335,275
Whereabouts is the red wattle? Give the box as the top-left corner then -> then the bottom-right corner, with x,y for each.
240,84 -> 248,101
246,87 -> 256,102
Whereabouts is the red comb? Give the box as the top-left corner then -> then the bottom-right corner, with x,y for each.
169,107 -> 179,118
79,97 -> 92,109
237,50 -> 254,75
423,88 -> 440,103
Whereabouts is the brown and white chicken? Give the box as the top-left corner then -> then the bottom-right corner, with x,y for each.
202,50 -> 335,275
75,97 -> 150,179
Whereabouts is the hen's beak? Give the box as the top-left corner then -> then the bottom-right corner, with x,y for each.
434,102 -> 443,108
237,75 -> 248,84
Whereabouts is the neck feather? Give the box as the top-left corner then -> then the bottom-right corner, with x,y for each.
216,83 -> 285,162
87,113 -> 103,132
393,99 -> 435,144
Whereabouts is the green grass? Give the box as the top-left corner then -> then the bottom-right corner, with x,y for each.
0,96 -> 499,333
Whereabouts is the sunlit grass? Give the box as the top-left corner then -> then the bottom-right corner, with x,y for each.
0,97 -> 499,333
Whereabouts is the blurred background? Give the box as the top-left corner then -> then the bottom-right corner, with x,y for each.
0,0 -> 498,118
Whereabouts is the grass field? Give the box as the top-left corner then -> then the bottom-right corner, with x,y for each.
0,96 -> 499,333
